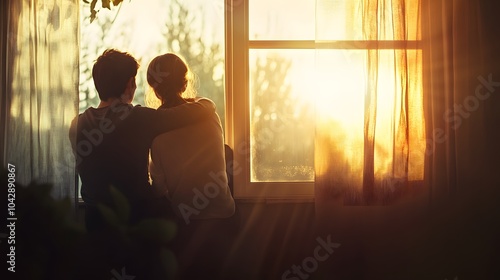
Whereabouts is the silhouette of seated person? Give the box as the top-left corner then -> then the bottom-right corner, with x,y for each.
146,53 -> 236,278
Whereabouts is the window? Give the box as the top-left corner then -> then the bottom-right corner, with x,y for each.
227,0 -> 316,199
78,0 -> 424,201
226,0 -> 423,199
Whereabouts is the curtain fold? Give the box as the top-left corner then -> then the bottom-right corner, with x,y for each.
315,0 -> 495,208
3,0 -> 79,199
315,0 -> 424,206
421,0 -> 490,203
312,1 -> 499,277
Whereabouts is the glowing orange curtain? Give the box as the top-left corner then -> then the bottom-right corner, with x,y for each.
314,0 -> 425,205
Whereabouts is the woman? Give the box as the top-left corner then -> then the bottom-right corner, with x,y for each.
147,53 -> 237,278
146,53 -> 235,224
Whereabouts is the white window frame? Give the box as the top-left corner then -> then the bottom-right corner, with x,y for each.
225,0 -> 314,200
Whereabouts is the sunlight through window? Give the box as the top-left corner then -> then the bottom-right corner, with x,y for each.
248,0 -> 425,188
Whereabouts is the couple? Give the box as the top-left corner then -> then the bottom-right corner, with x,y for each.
70,49 -> 235,232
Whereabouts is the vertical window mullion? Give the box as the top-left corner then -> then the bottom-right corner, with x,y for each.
231,0 -> 250,198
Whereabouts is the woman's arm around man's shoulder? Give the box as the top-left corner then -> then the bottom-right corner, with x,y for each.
133,97 -> 216,136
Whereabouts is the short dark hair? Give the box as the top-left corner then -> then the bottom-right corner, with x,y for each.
92,49 -> 139,100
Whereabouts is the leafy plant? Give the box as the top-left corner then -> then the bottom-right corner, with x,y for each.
1,169 -> 177,280
82,0 -> 125,23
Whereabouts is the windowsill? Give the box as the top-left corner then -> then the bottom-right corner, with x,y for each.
77,197 -> 315,206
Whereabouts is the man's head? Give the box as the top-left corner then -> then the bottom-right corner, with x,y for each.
92,49 -> 139,103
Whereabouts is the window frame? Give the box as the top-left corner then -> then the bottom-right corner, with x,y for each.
225,0 -> 315,200
225,0 -> 422,200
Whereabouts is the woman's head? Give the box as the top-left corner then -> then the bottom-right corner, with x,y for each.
146,53 -> 196,106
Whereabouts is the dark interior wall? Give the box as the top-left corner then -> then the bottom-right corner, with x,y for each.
314,186 -> 500,280
480,0 -> 500,185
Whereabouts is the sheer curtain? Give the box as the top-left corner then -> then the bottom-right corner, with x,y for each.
314,0 -> 425,206
2,0 -> 79,199
312,1 -> 499,277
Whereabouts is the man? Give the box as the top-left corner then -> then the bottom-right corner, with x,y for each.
70,49 -> 215,230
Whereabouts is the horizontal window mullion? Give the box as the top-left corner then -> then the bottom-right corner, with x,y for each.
249,40 -> 316,49
249,40 -> 421,49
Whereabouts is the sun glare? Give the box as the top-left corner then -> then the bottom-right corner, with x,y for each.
301,49 -> 424,181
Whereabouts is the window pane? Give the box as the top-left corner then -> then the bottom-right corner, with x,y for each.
249,50 -> 315,182
316,0 -> 421,41
250,49 -> 424,184
314,50 -> 366,181
249,0 -> 315,40
316,0 -> 363,40
314,49 -> 425,184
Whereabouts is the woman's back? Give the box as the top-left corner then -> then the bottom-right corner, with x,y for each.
149,108 -> 235,224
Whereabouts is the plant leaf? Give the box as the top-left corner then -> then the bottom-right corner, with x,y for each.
102,0 -> 111,9
96,204 -> 120,228
160,248 -> 178,279
130,219 -> 177,244
89,0 -> 98,23
108,185 -> 130,223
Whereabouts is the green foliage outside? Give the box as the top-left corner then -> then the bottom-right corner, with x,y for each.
160,0 -> 226,128
250,55 -> 315,181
